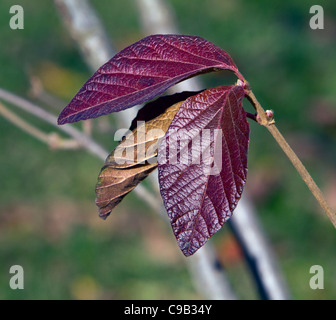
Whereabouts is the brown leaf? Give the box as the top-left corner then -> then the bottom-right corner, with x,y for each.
106,101 -> 182,168
95,101 -> 182,219
96,163 -> 158,218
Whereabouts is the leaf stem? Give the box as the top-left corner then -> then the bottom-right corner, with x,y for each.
246,89 -> 336,229
246,112 -> 258,122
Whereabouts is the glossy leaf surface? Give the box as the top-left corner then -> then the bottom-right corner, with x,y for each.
58,34 -> 241,124
158,85 -> 249,256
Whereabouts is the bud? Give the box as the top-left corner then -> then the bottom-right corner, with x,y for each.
256,109 -> 275,125
236,79 -> 250,90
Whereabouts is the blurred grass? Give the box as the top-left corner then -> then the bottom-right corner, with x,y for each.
0,0 -> 336,299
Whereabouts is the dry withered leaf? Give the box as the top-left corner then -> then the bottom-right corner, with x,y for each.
96,163 -> 158,219
108,101 -> 182,168
95,101 -> 182,219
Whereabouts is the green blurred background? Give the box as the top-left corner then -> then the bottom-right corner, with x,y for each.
0,0 -> 336,299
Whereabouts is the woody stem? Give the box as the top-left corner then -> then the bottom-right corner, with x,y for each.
246,89 -> 336,229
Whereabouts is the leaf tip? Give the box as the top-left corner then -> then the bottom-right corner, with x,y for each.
57,117 -> 66,125
181,243 -> 194,257
98,211 -> 110,220
57,108 -> 69,125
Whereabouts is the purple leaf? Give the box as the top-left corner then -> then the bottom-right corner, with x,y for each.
158,85 -> 249,256
58,34 -> 243,125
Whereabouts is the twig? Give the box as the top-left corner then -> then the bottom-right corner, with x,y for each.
28,75 -> 66,111
0,87 -> 163,216
230,196 -> 290,299
246,89 -> 336,228
0,87 -> 106,159
0,101 -> 50,145
0,100 -> 80,150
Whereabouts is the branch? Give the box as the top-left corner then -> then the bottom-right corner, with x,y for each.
134,0 -> 178,34
28,75 -> 66,111
0,87 -> 106,159
0,86 -> 165,217
187,242 -> 237,300
0,100 -> 50,145
246,89 -> 336,229
54,0 -> 116,71
230,196 -> 290,299
0,100 -> 80,150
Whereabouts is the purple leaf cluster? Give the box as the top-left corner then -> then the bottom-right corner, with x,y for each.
58,34 -> 250,256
